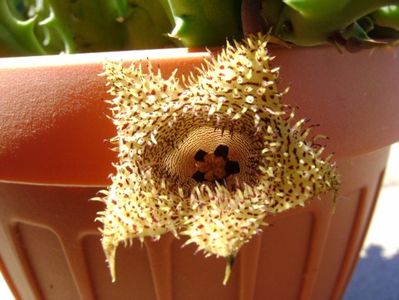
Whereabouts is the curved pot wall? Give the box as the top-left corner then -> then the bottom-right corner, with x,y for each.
0,46 -> 398,299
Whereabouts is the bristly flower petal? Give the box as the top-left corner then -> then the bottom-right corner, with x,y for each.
97,34 -> 339,283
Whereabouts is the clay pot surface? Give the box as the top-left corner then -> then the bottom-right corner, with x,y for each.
0,46 -> 398,300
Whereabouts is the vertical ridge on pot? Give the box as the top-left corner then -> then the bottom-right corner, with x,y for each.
311,148 -> 390,299
60,238 -> 97,299
254,211 -> 313,299
298,199 -> 334,300
82,233 -> 157,300
145,235 -> 174,300
238,234 -> 263,300
14,222 -> 81,299
331,169 -> 386,300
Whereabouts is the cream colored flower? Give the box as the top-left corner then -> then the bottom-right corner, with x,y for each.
96,34 -> 339,284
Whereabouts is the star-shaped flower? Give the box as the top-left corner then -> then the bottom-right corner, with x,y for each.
96,34 -> 339,284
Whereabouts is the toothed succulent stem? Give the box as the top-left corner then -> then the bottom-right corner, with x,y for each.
273,0 -> 398,46
167,0 -> 242,46
371,5 -> 399,30
0,0 -> 173,55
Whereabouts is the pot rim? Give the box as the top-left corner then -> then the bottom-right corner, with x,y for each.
1,45 -> 399,186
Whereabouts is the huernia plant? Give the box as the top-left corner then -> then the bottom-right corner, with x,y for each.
95,34 -> 339,284
2,1 -> 399,56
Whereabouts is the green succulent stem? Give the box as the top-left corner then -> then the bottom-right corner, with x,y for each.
281,0 -> 350,18
371,5 -> 399,30
167,0 -> 242,47
0,0 -> 46,55
122,0 -> 174,50
0,0 -> 173,56
2,0 -> 399,56
276,0 -> 399,45
37,0 -> 76,53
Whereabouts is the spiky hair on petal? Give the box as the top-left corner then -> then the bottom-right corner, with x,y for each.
96,34 -> 339,284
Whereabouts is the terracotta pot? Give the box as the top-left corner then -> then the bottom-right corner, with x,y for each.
1,46 -> 399,300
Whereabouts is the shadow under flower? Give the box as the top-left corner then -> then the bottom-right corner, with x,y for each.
344,245 -> 399,300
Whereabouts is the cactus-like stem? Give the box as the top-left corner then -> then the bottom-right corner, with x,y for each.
276,0 -> 399,45
167,0 -> 242,46
0,0 -> 174,56
0,0 -> 47,55
371,5 -> 399,30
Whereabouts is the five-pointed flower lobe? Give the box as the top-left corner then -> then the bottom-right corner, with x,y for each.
96,34 -> 339,283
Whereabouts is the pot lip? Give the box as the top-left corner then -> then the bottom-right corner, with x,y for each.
0,178 -> 105,188
0,47 -> 212,69
1,43 -> 369,69
1,43 -> 396,70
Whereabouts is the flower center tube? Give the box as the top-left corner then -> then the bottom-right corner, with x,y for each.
192,145 -> 240,183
